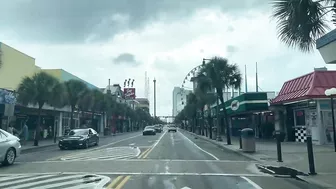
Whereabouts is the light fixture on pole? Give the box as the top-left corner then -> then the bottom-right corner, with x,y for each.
325,87 -> 336,152
153,78 -> 157,118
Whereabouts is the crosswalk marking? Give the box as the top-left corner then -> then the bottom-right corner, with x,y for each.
58,146 -> 141,161
0,173 -> 110,189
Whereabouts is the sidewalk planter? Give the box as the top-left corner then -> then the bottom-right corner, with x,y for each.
241,128 -> 256,153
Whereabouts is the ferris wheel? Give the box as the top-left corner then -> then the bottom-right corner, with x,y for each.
178,64 -> 204,106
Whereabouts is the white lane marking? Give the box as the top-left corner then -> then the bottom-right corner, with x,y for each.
165,161 -> 170,173
129,143 -> 135,146
148,131 -> 167,153
179,132 -> 219,160
49,134 -> 141,159
20,159 -> 256,164
0,172 -> 271,177
170,133 -> 175,146
0,173 -> 110,189
241,176 -> 263,189
181,187 -> 192,189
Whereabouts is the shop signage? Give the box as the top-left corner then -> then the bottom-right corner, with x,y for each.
230,100 -> 240,111
124,88 -> 136,99
0,89 -> 16,104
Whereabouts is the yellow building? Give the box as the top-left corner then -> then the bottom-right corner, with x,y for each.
0,42 -> 41,91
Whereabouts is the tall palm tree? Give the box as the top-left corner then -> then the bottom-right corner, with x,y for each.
17,72 -> 60,146
200,57 -> 242,144
185,93 -> 198,133
64,79 -> 88,129
90,89 -> 104,130
78,89 -> 93,127
271,0 -> 334,52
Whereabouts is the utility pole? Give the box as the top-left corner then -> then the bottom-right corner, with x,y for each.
153,78 -> 157,118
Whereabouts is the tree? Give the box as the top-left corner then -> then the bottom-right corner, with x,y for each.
200,57 -> 242,144
271,0 -> 332,52
64,80 -> 88,129
184,93 -> 198,133
17,72 -> 60,146
77,89 -> 93,126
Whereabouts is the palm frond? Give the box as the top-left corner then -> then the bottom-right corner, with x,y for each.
271,0 -> 329,52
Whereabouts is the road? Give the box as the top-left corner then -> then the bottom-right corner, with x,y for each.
0,128 -> 325,189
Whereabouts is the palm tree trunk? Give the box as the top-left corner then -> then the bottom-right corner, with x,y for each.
201,110 -> 205,136
91,111 -> 95,129
219,94 -> 231,145
34,106 -> 42,146
81,110 -> 85,127
70,106 -> 74,129
208,114 -> 213,139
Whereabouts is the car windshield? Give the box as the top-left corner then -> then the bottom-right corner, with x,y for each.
145,126 -> 154,130
68,129 -> 89,136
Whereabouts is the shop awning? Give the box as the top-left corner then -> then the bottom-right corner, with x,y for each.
271,70 -> 336,105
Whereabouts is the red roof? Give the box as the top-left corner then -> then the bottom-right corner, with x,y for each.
271,70 -> 336,105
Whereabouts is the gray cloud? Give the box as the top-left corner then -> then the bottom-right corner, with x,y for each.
113,53 -> 139,66
0,0 -> 270,44
227,45 -> 237,53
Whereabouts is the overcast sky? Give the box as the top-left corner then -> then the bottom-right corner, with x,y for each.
1,0 -> 335,117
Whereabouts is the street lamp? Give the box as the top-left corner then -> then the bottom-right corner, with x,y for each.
325,88 -> 336,152
153,78 -> 157,118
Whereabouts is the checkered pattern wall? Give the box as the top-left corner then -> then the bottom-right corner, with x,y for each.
295,127 -> 307,143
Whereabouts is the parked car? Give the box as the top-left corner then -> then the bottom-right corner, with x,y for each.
168,125 -> 177,132
154,125 -> 162,133
58,128 -> 99,150
0,129 -> 21,166
143,126 -> 156,135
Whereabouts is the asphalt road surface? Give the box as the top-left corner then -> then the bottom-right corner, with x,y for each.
0,128 -> 326,189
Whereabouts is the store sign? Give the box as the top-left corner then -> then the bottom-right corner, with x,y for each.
231,100 -> 240,111
0,89 -> 16,104
124,88 -> 136,99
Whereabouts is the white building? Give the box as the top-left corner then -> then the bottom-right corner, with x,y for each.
172,87 -> 192,117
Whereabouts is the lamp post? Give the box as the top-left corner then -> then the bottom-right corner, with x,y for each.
325,88 -> 336,152
153,78 -> 157,118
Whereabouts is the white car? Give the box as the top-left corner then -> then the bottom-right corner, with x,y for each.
0,129 -> 21,165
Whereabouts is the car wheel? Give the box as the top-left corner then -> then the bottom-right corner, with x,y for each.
95,139 -> 99,146
3,148 -> 16,166
59,146 -> 65,150
84,140 -> 89,149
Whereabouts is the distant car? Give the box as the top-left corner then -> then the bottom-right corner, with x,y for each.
154,125 -> 162,133
58,128 -> 99,150
143,126 -> 156,135
0,129 -> 21,166
168,126 -> 177,132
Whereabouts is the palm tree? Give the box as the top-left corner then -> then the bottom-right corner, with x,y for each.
17,72 -> 60,146
200,57 -> 242,144
185,93 -> 198,133
90,89 -> 104,129
64,80 -> 88,129
78,89 -> 93,127
271,0 -> 334,52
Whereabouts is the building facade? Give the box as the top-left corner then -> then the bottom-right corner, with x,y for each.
0,42 -> 41,91
135,98 -> 150,112
43,69 -> 98,89
172,87 -> 191,117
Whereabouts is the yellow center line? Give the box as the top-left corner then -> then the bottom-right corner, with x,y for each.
142,147 -> 154,159
138,148 -> 151,159
115,176 -> 131,189
106,176 -> 124,189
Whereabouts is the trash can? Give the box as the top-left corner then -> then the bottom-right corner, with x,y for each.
241,128 -> 256,153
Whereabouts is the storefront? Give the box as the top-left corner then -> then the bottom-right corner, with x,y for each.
222,92 -> 271,138
270,69 -> 336,145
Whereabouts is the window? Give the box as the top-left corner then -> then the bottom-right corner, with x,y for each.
295,110 -> 306,126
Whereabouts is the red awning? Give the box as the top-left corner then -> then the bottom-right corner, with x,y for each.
271,70 -> 336,105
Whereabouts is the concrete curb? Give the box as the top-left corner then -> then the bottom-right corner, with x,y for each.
182,130 -> 334,188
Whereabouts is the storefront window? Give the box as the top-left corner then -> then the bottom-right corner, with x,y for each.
295,110 -> 305,126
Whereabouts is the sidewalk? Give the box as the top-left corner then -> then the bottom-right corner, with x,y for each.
184,130 -> 336,188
